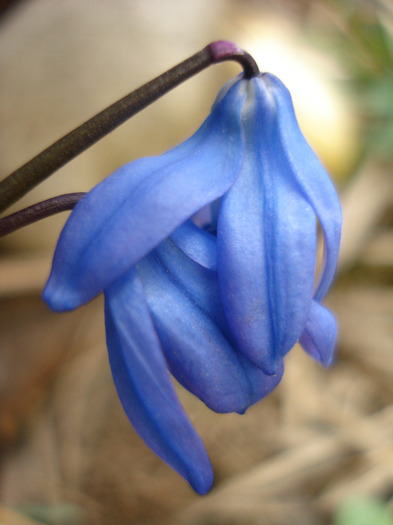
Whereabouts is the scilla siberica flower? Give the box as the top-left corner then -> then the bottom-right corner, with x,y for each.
43,72 -> 342,494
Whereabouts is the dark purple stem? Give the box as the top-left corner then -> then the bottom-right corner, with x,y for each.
0,41 -> 259,215
0,193 -> 85,237
208,41 -> 259,78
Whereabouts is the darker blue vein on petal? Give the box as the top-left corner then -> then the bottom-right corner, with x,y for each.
217,76 -> 316,374
262,73 -> 342,302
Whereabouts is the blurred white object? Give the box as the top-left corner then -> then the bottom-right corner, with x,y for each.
239,15 -> 359,180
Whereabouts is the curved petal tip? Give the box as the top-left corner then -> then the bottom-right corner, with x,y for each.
299,301 -> 337,367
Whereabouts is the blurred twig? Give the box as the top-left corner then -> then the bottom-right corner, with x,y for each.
175,407 -> 393,524
338,161 -> 393,271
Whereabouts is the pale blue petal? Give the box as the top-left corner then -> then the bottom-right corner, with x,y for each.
104,267 -> 213,494
217,79 -> 316,374
299,300 -> 337,367
262,73 -> 342,301
170,220 -> 217,271
137,238 -> 283,414
43,79 -> 248,311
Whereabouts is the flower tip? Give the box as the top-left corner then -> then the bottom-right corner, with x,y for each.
322,352 -> 335,368
42,280 -> 80,312
299,302 -> 337,367
188,466 -> 214,495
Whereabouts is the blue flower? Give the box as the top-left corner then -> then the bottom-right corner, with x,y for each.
43,73 -> 342,494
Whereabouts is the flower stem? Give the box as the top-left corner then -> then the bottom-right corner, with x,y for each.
0,41 -> 259,214
0,193 -> 85,237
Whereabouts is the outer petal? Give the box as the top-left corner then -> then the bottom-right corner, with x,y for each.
299,300 -> 337,367
218,79 -> 316,374
104,267 -> 213,494
262,73 -> 342,301
137,237 -> 283,414
43,79 -> 248,311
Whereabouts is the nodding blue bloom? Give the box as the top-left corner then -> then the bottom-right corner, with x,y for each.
43,72 -> 342,494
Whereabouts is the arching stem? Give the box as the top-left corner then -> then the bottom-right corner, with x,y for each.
0,41 -> 259,214
0,193 -> 85,237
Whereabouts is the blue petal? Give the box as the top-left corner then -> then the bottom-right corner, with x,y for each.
104,267 -> 213,494
262,73 -> 342,301
170,220 -> 217,271
217,78 -> 316,374
299,300 -> 337,367
137,237 -> 283,414
43,79 -> 248,311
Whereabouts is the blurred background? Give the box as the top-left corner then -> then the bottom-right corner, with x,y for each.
0,0 -> 392,524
